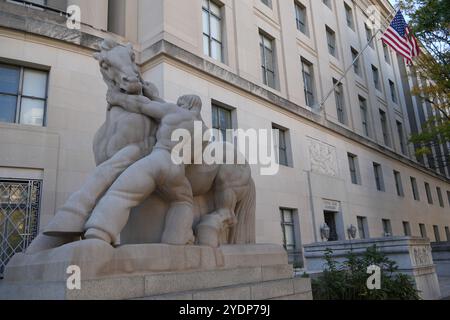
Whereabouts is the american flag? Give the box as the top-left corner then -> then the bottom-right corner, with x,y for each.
381,10 -> 420,65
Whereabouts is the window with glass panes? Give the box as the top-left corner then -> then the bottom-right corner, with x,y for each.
382,219 -> 392,237
425,182 -> 433,204
372,65 -> 380,90
389,80 -> 397,103
379,110 -> 390,146
373,163 -> 384,191
396,121 -> 406,154
348,153 -> 359,185
446,227 -> 450,241
260,33 -> 276,89
211,103 -> 233,143
357,216 -> 367,239
326,26 -> 337,57
383,43 -> 391,64
419,223 -> 427,238
411,177 -> 420,201
273,125 -> 289,167
202,0 -> 223,62
301,58 -> 314,107
394,170 -> 404,197
359,97 -> 369,136
436,187 -> 444,207
280,208 -> 296,252
365,24 -> 374,48
295,2 -> 308,35
351,47 -> 361,76
344,3 -> 354,29
403,221 -> 411,236
434,225 -> 441,242
0,63 -> 48,126
334,79 -> 345,124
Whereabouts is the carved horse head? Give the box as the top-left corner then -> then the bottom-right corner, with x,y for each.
94,39 -> 143,95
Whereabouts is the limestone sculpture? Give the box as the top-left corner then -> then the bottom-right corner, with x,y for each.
26,39 -> 256,254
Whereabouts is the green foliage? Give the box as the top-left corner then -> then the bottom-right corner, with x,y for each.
311,246 -> 420,300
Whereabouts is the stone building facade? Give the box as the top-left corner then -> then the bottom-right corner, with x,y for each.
0,0 -> 449,274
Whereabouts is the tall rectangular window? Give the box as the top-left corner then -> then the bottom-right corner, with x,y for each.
365,24 -> 374,48
280,208 -> 302,267
419,223 -> 427,238
351,47 -> 361,76
0,64 -> 48,127
357,216 -> 368,239
373,163 -> 384,192
348,153 -> 360,185
411,177 -> 420,201
382,219 -> 392,237
403,221 -> 411,236
446,226 -> 450,241
389,80 -> 397,103
379,110 -> 390,146
333,79 -> 346,124
436,187 -> 444,207
359,96 -> 369,136
301,58 -> 315,107
425,182 -> 433,204
448,191 -> 450,207
260,32 -> 276,89
295,2 -> 308,35
326,26 -> 337,58
394,171 -> 404,197
344,3 -> 354,30
202,0 -> 223,62
383,43 -> 391,64
396,121 -> 407,155
372,65 -> 380,90
261,0 -> 272,8
211,103 -> 233,143
272,125 -> 289,167
433,225 -> 441,242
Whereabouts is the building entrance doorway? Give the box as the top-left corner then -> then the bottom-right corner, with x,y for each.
324,211 -> 338,241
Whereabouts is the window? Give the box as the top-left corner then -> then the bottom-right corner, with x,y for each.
333,79 -> 346,124
411,177 -> 420,201
11,0 -> 48,8
394,171 -> 404,197
447,191 -> 450,207
0,63 -> 48,127
419,223 -> 427,238
379,110 -> 390,146
373,163 -> 384,191
295,2 -> 308,35
389,80 -> 397,103
0,179 -> 42,277
433,225 -> 441,242
383,43 -> 391,64
211,103 -> 233,143
357,216 -> 368,239
403,221 -> 411,236
348,153 -> 360,185
359,96 -> 369,136
437,187 -> 444,208
261,0 -> 272,8
382,219 -> 392,237
372,65 -> 380,90
301,58 -> 315,107
396,121 -> 407,155
351,47 -> 361,76
260,32 -> 276,89
365,24 -> 374,48
344,3 -> 354,29
326,26 -> 337,58
322,0 -> 331,9
273,125 -> 289,167
280,208 -> 302,267
425,182 -> 433,204
446,227 -> 450,241
202,0 -> 223,62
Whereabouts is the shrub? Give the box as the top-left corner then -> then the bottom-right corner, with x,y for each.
311,245 -> 420,300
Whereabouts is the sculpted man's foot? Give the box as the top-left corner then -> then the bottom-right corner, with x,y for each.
84,228 -> 112,244
196,224 -> 220,248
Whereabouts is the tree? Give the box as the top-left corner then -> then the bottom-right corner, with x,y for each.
397,0 -> 450,170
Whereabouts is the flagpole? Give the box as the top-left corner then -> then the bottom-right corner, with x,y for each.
315,3 -> 400,113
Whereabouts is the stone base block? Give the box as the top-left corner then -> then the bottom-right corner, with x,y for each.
0,242 -> 311,300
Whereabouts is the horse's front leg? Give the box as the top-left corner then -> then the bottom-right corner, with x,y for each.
195,188 -> 237,248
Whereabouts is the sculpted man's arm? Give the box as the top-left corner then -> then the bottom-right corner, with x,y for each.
108,91 -> 175,119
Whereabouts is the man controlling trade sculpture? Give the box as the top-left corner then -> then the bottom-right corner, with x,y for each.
26,39 -> 256,254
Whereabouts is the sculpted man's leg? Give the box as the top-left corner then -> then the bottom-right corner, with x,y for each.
84,152 -> 164,244
43,144 -> 143,237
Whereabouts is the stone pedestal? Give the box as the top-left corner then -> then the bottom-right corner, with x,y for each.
0,241 -> 312,300
304,237 -> 441,300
